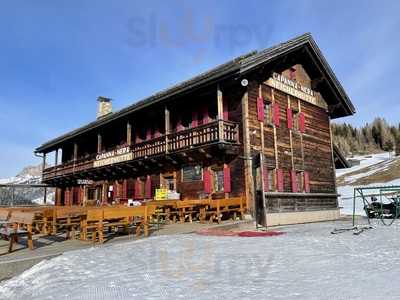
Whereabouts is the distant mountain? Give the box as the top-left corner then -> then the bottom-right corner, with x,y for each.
0,164 -> 54,206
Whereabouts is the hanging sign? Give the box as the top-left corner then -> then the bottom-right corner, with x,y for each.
77,179 -> 94,185
266,73 -> 327,109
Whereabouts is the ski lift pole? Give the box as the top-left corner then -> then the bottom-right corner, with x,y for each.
352,188 -> 356,226
44,187 -> 47,205
11,186 -> 15,207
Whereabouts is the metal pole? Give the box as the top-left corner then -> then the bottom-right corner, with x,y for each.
352,188 -> 356,226
11,186 -> 15,207
43,187 -> 47,205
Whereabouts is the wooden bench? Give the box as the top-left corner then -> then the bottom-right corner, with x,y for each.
0,211 -> 36,252
147,200 -> 179,224
52,206 -> 87,239
80,208 -> 103,241
176,199 -> 211,223
83,206 -> 155,243
0,209 -> 10,225
206,197 -> 246,224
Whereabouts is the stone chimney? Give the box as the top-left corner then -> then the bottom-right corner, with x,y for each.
97,96 -> 112,119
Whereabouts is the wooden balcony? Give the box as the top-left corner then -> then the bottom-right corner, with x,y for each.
43,120 -> 239,182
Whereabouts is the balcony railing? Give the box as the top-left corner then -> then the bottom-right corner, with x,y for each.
43,120 -> 239,181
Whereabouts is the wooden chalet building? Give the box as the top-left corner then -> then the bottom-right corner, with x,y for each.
35,33 -> 355,226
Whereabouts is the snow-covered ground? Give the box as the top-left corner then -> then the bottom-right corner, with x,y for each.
336,152 -> 393,177
2,221 -> 400,300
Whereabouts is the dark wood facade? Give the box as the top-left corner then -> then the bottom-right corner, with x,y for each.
36,33 -> 355,222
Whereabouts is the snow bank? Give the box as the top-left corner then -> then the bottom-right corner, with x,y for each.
336,152 -> 392,177
2,223 -> 400,299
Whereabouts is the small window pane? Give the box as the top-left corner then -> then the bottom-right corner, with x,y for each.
182,165 -> 203,182
213,170 -> 224,192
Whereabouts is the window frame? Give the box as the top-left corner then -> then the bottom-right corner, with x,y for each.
181,164 -> 203,182
264,99 -> 273,126
292,107 -> 300,132
211,166 -> 225,193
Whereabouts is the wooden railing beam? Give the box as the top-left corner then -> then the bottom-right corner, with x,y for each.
217,85 -> 224,142
43,120 -> 239,180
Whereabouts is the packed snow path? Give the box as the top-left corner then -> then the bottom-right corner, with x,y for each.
2,221 -> 400,299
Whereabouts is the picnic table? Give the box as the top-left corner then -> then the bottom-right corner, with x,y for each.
0,211 -> 36,253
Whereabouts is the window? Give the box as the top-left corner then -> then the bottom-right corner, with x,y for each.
127,179 -> 135,199
264,101 -> 273,124
182,165 -> 203,182
87,188 -> 96,201
213,169 -> 224,193
292,109 -> 300,132
165,176 -> 175,191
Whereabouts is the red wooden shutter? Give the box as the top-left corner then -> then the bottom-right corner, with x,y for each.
299,112 -> 305,133
192,111 -> 198,127
273,103 -> 280,127
290,170 -> 298,193
223,166 -> 231,193
257,96 -> 264,122
223,97 -> 229,121
74,187 -> 80,205
276,169 -> 284,192
287,107 -> 293,129
203,169 -> 211,194
202,105 -> 209,124
122,180 -> 128,198
145,175 -> 152,199
304,171 -> 310,193
134,178 -> 141,199
65,189 -> 71,206
112,181 -> 119,200
263,167 -> 269,192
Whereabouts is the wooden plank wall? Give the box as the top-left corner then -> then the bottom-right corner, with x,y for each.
247,64 -> 337,212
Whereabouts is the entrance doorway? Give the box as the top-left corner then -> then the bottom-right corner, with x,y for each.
252,153 -> 267,226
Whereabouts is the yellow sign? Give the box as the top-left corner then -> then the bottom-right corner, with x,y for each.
155,189 -> 168,200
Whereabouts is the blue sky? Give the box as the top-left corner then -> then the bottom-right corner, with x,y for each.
0,0 -> 399,177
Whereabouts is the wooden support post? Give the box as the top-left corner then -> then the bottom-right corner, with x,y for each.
42,153 -> 47,172
55,149 -> 59,166
288,95 -> 295,170
127,121 -> 132,145
259,84 -> 267,225
73,143 -> 78,161
217,85 -> 224,141
271,89 -> 279,172
165,106 -> 170,153
97,134 -> 102,153
298,99 -> 305,171
241,90 -> 254,214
